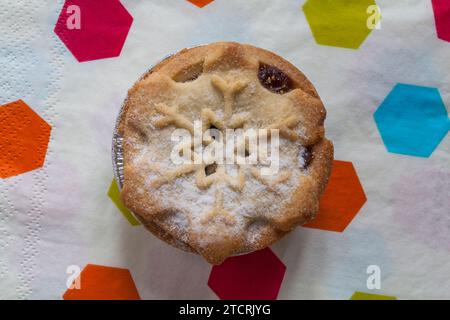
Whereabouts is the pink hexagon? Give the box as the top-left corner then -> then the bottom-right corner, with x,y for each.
54,0 -> 133,62
432,0 -> 450,42
208,248 -> 286,300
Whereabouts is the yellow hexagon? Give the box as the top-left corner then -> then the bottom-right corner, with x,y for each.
108,179 -> 141,226
350,291 -> 397,300
303,0 -> 380,49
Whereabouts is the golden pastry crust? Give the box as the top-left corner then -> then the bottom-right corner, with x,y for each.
119,42 -> 333,264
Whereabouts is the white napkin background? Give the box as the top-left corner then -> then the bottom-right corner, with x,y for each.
0,0 -> 449,299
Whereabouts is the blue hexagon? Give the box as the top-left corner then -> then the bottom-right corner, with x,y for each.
374,84 -> 449,157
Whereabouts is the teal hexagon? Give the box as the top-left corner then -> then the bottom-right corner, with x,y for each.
374,84 -> 450,158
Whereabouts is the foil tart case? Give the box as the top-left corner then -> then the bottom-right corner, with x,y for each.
112,52 -> 174,191
111,52 -> 197,252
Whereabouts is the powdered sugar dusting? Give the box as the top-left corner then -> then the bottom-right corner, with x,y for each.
123,58 -> 318,252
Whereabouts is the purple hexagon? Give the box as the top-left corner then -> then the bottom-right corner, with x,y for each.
208,248 -> 286,300
432,0 -> 450,42
54,0 -> 133,62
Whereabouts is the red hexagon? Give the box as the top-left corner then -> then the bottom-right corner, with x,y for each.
303,160 -> 367,232
432,0 -> 450,42
63,264 -> 141,300
54,0 -> 133,62
0,100 -> 51,179
208,248 -> 286,300
187,0 -> 215,8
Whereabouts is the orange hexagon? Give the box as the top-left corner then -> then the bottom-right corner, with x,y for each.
187,0 -> 214,8
303,160 -> 367,232
0,100 -> 51,178
63,264 -> 141,300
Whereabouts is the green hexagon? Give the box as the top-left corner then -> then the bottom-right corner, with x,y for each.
303,0 -> 380,49
108,178 -> 141,226
350,291 -> 397,300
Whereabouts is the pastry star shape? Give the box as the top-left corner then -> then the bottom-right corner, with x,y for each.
149,75 -> 297,225
210,75 -> 248,121
200,190 -> 236,225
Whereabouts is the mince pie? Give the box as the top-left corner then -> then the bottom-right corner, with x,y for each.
118,42 -> 333,264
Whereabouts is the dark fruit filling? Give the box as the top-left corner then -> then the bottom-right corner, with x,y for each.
258,63 -> 293,94
301,146 -> 313,169
205,163 -> 218,176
